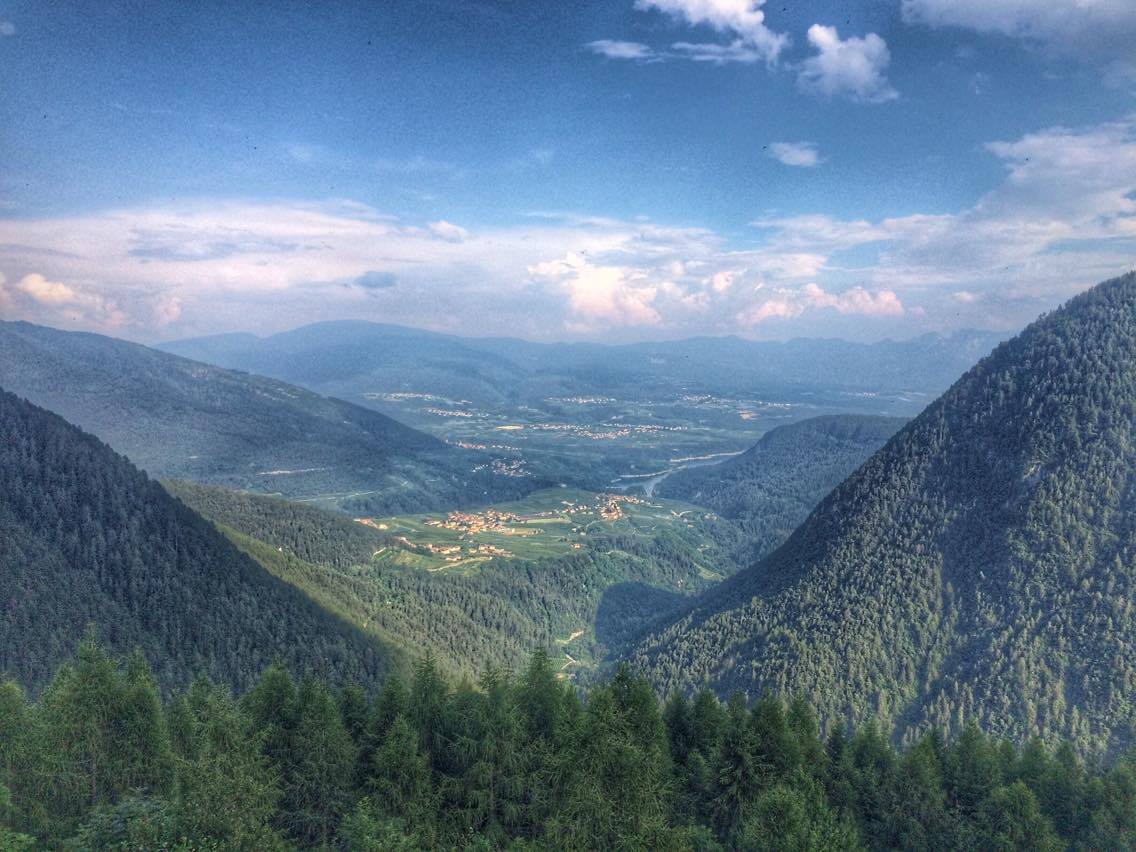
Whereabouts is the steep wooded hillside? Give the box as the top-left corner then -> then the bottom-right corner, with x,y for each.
0,389 -> 395,692
0,320 -> 532,515
632,272 -> 1136,757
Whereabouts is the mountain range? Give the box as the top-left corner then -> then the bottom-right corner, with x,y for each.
161,321 -> 1003,415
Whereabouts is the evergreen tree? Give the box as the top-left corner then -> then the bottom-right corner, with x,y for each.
976,782 -> 1062,851
285,677 -> 357,845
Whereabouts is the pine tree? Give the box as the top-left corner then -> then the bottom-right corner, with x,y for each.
171,680 -> 285,849
977,782 -> 1062,851
286,677 -> 357,846
365,713 -> 436,833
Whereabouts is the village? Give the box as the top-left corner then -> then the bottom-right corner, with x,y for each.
358,490 -> 659,570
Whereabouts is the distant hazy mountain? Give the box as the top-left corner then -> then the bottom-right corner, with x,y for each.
0,388 -> 394,692
630,272 -> 1136,757
656,414 -> 906,562
161,322 -> 1004,410
0,321 -> 534,515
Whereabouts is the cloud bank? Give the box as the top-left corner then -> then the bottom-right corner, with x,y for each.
0,119 -> 1133,342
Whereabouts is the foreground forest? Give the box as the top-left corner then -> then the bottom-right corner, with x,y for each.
2,637 -> 1134,851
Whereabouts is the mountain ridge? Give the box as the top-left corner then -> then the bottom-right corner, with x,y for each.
0,320 -> 532,515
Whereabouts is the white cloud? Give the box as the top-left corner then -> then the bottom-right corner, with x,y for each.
769,141 -> 822,167
586,40 -> 657,60
16,273 -> 81,306
1,118 -> 1134,341
902,0 -> 1136,57
749,117 -> 1136,322
428,220 -> 469,242
529,252 -> 662,328
710,270 -> 738,292
797,25 -> 897,103
9,273 -> 127,327
634,0 -> 788,64
0,21 -> 14,36
670,39 -> 764,64
736,283 -> 904,325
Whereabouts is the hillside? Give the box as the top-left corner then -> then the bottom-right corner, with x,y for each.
630,272 -> 1136,757
0,388 -> 394,693
656,414 -> 905,562
167,481 -> 741,681
0,321 -> 533,515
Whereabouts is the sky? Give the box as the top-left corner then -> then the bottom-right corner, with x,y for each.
0,0 -> 1134,344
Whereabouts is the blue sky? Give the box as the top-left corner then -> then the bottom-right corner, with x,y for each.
0,0 -> 1134,342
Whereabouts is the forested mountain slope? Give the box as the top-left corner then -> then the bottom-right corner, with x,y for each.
657,415 -> 905,562
0,321 -> 532,515
631,272 -> 1136,757
0,389 -> 395,692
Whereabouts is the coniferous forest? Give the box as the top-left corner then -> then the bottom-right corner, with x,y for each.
2,635 -> 1135,851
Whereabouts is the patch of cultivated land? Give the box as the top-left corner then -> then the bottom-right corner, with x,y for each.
358,487 -> 718,574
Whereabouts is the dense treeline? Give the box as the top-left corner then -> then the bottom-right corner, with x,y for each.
3,636 -> 1135,850
0,388 -> 392,693
657,415 -> 904,562
633,273 -> 1136,757
167,481 -> 741,682
162,481 -> 392,571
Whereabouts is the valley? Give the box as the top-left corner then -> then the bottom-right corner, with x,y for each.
161,322 -> 998,491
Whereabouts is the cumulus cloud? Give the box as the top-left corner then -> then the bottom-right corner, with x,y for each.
152,294 -> 183,325
17,273 -> 82,305
428,220 -> 469,242
902,0 -> 1136,59
529,252 -> 661,328
586,40 -> 658,61
737,283 -> 903,325
626,0 -> 788,65
636,0 -> 788,63
769,141 -> 822,167
797,25 -> 898,103
0,21 -> 14,36
6,273 -> 127,327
